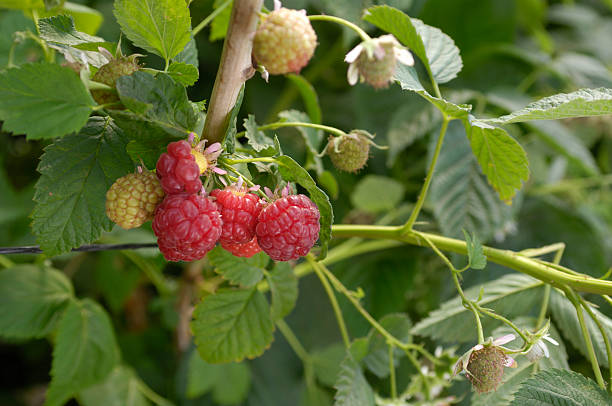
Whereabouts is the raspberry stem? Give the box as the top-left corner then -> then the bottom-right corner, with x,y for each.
235,121 -> 347,138
308,15 -> 371,42
192,0 -> 233,36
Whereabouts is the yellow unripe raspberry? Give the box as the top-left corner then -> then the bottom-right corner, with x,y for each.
106,171 -> 165,229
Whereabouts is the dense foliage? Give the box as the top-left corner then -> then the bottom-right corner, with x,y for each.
1,0 -> 611,405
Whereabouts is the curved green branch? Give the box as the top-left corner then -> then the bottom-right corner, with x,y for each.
331,225 -> 612,295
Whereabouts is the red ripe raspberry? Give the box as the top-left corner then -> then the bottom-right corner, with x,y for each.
210,187 -> 262,244
256,194 -> 320,261
221,237 -> 262,258
152,194 -> 222,262
156,140 -> 203,194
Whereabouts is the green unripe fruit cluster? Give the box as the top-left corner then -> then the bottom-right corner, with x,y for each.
327,131 -> 371,172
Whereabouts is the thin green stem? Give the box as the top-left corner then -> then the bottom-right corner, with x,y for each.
402,117 -> 450,232
277,319 -> 310,363
403,348 -> 432,400
308,15 -> 371,41
529,174 -> 612,195
519,243 -> 566,259
536,244 -> 564,329
388,343 -> 398,399
451,271 -> 484,343
0,255 -> 14,269
135,379 -> 174,406
193,0 -> 232,36
331,224 -> 612,295
307,255 -> 350,348
564,288 -> 605,389
235,121 -> 347,138
576,295 -> 612,393
310,255 -> 439,364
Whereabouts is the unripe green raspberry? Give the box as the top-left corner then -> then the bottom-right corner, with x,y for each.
91,55 -> 140,107
466,346 -> 506,393
327,131 -> 371,172
252,8 -> 317,75
356,41 -> 396,89
106,170 -> 165,229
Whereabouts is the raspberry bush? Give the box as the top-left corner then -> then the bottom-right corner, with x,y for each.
1,1 -> 612,405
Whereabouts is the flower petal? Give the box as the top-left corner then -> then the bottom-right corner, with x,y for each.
345,44 -> 363,63
493,334 -> 516,346
395,48 -> 415,66
543,335 -> 559,346
347,63 -> 359,86
503,356 -> 517,368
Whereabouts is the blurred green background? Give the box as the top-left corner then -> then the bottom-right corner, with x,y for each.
1,0 -> 611,405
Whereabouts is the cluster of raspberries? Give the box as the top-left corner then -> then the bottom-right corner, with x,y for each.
107,140 -> 320,262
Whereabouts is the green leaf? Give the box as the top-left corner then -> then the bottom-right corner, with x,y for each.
485,88 -> 612,124
363,313 -> 412,378
466,120 -> 529,202
394,64 -> 471,118
167,61 -> 199,86
79,365 -> 151,406
210,0 -> 233,41
550,290 -> 612,368
191,287 -> 275,363
509,369 -> 612,406
0,62 -> 94,139
116,71 -> 198,136
266,262 -> 298,320
350,175 -> 404,213
411,274 -> 544,343
286,74 -> 322,124
278,110 -> 324,174
38,15 -> 109,51
46,299 -> 120,406
207,245 -> 268,288
186,351 -> 251,404
311,343 -> 345,387
244,115 -> 275,152
486,90 -> 599,175
0,265 -> 73,339
463,230 -> 487,269
428,121 -> 517,241
223,85 -> 245,154
363,6 -> 462,84
275,155 -> 333,259
32,117 -> 133,256
333,354 -> 375,406
114,0 -> 191,62
41,2 -> 104,36
317,171 -> 339,200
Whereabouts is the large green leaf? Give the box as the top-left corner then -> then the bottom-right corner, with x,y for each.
0,265 -> 73,339
38,15 -> 109,51
411,274 -> 544,343
466,119 -> 529,202
550,290 -> 612,368
266,262 -> 298,320
116,72 -> 198,136
311,343 -> 345,388
486,90 -> 599,175
208,245 -> 269,288
79,366 -> 151,406
275,155 -> 333,259
509,369 -> 611,405
191,287 -> 275,363
485,88 -> 612,124
363,6 -> 462,84
428,121 -> 517,241
32,117 -> 133,256
333,354 -> 375,406
0,62 -> 94,139
46,299 -> 120,406
166,61 -> 199,86
394,64 -> 471,118
114,0 -> 191,62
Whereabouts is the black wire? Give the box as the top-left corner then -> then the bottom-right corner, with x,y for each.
0,243 -> 159,255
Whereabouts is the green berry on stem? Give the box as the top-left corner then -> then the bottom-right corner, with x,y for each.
91,54 -> 140,107
327,130 -> 373,173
